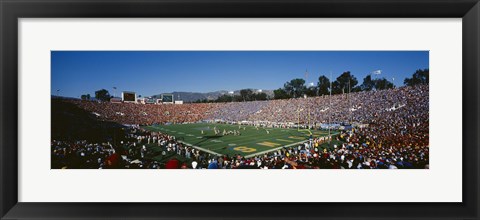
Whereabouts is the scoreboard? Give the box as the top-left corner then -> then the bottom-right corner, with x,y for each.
122,91 -> 136,102
161,94 -> 174,103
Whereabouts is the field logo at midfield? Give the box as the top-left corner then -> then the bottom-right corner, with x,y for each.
233,146 -> 256,153
257,141 -> 281,148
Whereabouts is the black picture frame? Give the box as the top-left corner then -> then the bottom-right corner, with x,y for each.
1,0 -> 479,219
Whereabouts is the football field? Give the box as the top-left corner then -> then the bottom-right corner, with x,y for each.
142,123 -> 334,157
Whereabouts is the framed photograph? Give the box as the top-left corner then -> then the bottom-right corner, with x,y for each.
1,0 -> 479,219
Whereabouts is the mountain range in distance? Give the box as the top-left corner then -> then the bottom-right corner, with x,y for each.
151,89 -> 274,102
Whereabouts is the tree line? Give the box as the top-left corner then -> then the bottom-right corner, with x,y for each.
81,89 -> 111,102
81,68 -> 428,102
273,68 -> 428,100
194,89 -> 269,103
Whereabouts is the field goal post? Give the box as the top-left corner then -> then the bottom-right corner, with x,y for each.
297,101 -> 313,136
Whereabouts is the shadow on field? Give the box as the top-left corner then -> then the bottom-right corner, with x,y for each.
193,135 -> 222,147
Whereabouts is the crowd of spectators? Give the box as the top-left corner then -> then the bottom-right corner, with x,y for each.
52,127 -> 428,169
73,101 -> 221,125
209,101 -> 268,122
54,85 -> 429,169
52,140 -> 116,169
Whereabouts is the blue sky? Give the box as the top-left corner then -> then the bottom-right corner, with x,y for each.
51,51 -> 428,98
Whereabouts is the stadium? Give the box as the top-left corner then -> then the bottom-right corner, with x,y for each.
52,81 -> 428,169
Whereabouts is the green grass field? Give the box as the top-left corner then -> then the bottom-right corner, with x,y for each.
142,123 -> 335,157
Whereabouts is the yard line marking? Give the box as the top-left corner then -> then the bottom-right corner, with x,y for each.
288,136 -> 305,140
244,131 -> 341,158
276,139 -> 294,143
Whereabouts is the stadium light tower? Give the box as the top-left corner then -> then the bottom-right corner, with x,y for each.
305,69 -> 308,82
348,78 -> 352,125
329,71 -> 332,147
229,91 -> 234,102
297,108 -> 300,131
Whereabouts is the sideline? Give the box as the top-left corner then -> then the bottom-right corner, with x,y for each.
177,140 -> 223,156
244,140 -> 309,158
